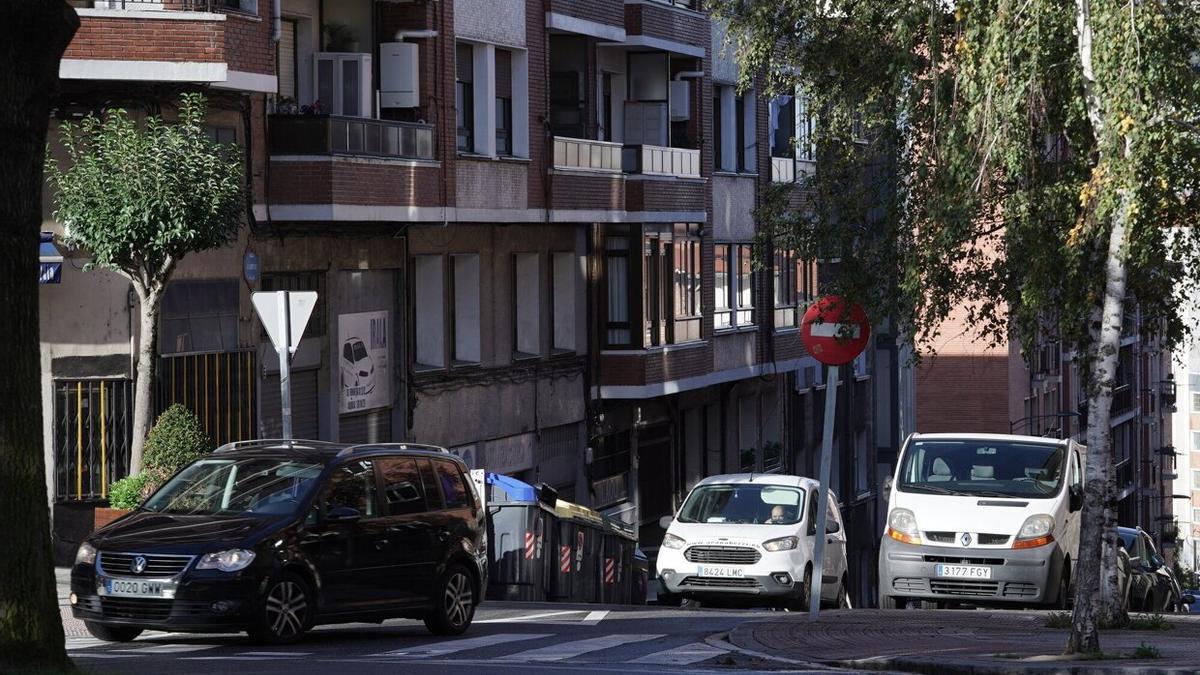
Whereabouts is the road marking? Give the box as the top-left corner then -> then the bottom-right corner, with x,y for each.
373,632 -> 552,658
70,653 -> 145,659
628,641 -> 727,665
496,634 -> 664,662
112,643 -> 219,654
183,656 -> 288,661
239,651 -> 313,657
581,610 -> 609,625
474,610 -> 584,623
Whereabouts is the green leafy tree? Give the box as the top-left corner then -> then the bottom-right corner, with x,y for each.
0,1 -> 79,672
143,404 -> 215,485
713,0 -> 1200,654
45,93 -> 244,475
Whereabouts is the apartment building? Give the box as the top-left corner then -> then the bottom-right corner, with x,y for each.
40,0 -> 901,605
1170,318 -> 1200,575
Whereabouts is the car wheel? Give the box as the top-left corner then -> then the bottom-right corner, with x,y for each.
1052,566 -> 1071,609
787,565 -> 813,611
836,576 -> 849,609
878,593 -> 905,609
84,621 -> 143,642
248,572 -> 312,645
424,564 -> 476,636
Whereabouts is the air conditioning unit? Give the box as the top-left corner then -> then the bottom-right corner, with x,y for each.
379,42 -> 419,108
313,52 -> 372,117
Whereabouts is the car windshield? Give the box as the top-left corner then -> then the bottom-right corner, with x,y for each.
676,484 -> 804,525
898,439 -> 1066,498
142,458 -> 323,516
352,341 -> 368,361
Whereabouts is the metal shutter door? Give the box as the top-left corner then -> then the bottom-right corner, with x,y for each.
259,369 -> 318,440
339,409 -> 392,444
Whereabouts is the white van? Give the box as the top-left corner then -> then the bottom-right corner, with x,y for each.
879,433 -> 1084,609
656,474 -> 849,609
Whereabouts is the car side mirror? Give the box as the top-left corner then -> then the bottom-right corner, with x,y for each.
658,515 -> 674,530
826,520 -> 841,534
325,506 -> 362,523
1069,485 -> 1083,513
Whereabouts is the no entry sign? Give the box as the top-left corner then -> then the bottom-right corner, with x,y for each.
800,296 -> 870,366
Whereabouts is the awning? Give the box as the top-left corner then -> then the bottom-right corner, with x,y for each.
39,232 -> 63,284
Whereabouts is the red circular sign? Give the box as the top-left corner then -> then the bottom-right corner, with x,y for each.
801,296 -> 871,366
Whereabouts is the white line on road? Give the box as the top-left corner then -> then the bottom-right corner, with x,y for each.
373,632 -> 552,658
238,651 -> 313,657
628,641 -> 727,665
474,610 -> 584,624
495,634 -> 664,662
581,610 -> 609,625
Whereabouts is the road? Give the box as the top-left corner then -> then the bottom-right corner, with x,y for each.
67,601 -> 841,674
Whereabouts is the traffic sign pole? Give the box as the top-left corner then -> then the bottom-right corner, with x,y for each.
809,365 -> 838,619
275,290 -> 293,440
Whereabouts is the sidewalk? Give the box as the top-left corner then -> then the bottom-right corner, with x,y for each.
729,609 -> 1200,674
56,567 -> 89,638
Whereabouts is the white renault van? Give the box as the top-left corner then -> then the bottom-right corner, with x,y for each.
656,474 -> 849,609
879,433 -> 1084,609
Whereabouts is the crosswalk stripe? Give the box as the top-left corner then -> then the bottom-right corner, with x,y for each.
113,644 -> 220,654
474,610 -> 583,624
373,632 -> 553,658
495,633 -> 664,662
70,654 -> 145,659
581,610 -> 609,625
628,641 -> 727,665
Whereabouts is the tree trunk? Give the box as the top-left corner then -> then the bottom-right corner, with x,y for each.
128,284 -> 162,476
1067,197 -> 1130,654
0,1 -> 79,671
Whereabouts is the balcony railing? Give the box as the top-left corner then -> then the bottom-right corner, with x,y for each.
623,145 -> 700,178
771,156 -> 795,183
553,137 -> 623,173
1112,383 -> 1134,414
269,115 -> 435,161
69,0 -> 256,12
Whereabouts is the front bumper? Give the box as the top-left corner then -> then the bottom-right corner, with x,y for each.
878,536 -> 1065,605
656,549 -> 805,602
71,564 -> 260,632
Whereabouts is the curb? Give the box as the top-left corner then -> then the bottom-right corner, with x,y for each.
717,623 -> 841,670
839,655 -> 1200,675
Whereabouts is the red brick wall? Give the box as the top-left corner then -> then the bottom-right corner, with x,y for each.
625,3 -> 708,48
269,160 -> 442,207
550,173 -> 625,211
625,178 -> 707,212
599,343 -> 714,387
549,0 -> 624,27
65,17 -> 224,62
526,0 -> 547,208
224,12 -> 274,75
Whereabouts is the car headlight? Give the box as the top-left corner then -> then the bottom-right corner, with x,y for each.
1014,514 -> 1055,549
762,536 -> 798,552
661,533 -> 685,550
196,549 -> 257,572
886,508 -> 921,545
75,542 -> 97,566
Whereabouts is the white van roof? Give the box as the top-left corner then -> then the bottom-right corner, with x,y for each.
693,473 -> 819,490
910,432 -> 1069,446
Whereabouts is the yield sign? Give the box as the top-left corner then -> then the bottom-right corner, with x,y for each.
252,290 -> 317,356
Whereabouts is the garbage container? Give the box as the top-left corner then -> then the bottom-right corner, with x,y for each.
599,516 -> 636,604
631,547 -> 649,605
550,500 -> 606,603
483,473 -> 556,602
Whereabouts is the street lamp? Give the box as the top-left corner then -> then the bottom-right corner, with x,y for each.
1008,411 -> 1082,437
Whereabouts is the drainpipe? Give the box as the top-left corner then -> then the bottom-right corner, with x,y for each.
272,0 -> 281,42
395,29 -> 439,41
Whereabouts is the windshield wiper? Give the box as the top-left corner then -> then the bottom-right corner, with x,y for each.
968,490 -> 1023,498
901,484 -> 968,496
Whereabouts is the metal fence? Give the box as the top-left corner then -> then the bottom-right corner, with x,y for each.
269,115 -> 436,161
54,379 -> 133,502
157,349 -> 257,448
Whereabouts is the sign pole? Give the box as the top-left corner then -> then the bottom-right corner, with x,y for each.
808,364 -> 839,619
276,290 -> 293,440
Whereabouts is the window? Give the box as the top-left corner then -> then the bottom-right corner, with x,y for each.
604,231 -> 633,347
1193,431 -> 1200,452
770,95 -> 795,158
1192,390 -> 1200,412
378,457 -> 427,516
160,279 -> 239,354
418,458 -> 443,509
672,223 -> 701,342
643,233 -> 670,347
513,253 -> 540,357
414,256 -> 445,369
322,460 -> 378,517
713,93 -> 724,170
435,461 -> 470,509
495,49 -> 513,156
54,379 -> 133,502
452,254 -> 481,363
736,243 -> 754,326
552,252 -> 575,352
796,95 -> 816,162
774,249 -> 816,329
714,244 -> 732,330
1192,469 -> 1200,490
735,94 -> 747,171
456,43 -> 474,152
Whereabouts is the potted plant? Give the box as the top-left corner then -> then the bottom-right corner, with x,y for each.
93,404 -> 215,530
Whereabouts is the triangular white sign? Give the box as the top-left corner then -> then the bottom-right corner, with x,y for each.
252,290 -> 318,355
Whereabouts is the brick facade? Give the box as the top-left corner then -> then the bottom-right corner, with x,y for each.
625,2 -> 709,47
268,159 -> 442,207
549,172 -> 625,211
65,16 -> 224,63
549,0 -> 625,28
224,12 -> 274,75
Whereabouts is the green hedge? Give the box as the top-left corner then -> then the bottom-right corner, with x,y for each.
143,404 -> 214,483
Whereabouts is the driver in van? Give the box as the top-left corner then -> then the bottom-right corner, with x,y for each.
767,505 -> 791,524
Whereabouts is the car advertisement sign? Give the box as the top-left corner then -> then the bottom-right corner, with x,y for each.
338,310 -> 390,414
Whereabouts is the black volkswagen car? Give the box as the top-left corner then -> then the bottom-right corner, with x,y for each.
71,440 -> 486,644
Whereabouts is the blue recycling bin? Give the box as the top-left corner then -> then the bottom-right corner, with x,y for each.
484,473 -> 556,602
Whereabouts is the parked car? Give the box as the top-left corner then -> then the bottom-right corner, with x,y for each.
655,474 -> 849,610
879,433 -> 1084,609
71,440 -> 486,644
1183,590 -> 1200,613
1117,526 -> 1191,612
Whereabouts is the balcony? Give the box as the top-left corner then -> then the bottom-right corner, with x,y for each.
771,157 -> 795,183
269,115 -> 435,161
62,0 -> 272,90
1112,383 -> 1134,414
553,137 -> 623,173
624,0 -> 708,56
623,145 -> 700,178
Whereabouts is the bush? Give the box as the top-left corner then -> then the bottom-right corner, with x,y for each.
1132,642 -> 1161,659
143,404 -> 214,482
108,473 -> 150,510
1044,611 -> 1072,629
